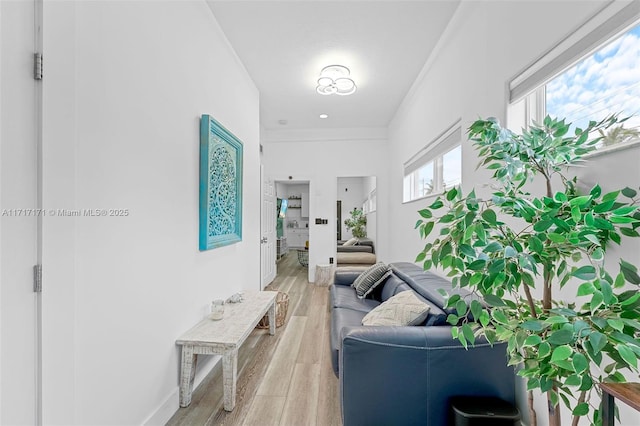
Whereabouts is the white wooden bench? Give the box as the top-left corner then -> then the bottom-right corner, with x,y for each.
175,291 -> 277,411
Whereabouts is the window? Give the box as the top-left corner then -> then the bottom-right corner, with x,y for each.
403,123 -> 461,203
509,3 -> 640,150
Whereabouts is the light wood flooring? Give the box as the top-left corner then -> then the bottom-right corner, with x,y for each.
167,251 -> 342,426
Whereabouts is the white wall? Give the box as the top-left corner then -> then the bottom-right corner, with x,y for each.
262,130 -> 388,280
40,1 -> 259,424
388,1 -> 639,425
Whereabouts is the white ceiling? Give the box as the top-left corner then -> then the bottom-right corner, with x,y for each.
208,1 -> 460,131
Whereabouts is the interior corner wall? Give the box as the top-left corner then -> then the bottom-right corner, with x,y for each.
41,2 -> 260,424
262,137 -> 388,281
387,1 -> 637,424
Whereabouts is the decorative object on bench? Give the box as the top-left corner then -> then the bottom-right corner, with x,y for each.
257,291 -> 289,329
226,292 -> 244,303
414,114 -> 640,425
361,290 -> 430,326
210,299 -> 225,320
342,237 -> 359,246
352,262 -> 392,298
297,249 -> 309,267
329,262 -> 515,425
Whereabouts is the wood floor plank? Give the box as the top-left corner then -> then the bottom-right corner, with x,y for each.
256,316 -> 307,397
296,301 -> 327,365
242,395 -> 286,426
279,363 -> 321,426
317,287 -> 343,426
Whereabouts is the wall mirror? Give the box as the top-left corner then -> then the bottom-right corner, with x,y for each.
336,176 -> 377,267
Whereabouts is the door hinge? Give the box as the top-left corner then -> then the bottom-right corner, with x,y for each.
34,53 -> 43,80
33,264 -> 42,292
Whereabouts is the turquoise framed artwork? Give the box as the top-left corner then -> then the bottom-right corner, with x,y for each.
199,115 -> 243,250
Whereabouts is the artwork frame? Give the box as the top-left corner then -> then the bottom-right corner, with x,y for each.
199,114 -> 243,250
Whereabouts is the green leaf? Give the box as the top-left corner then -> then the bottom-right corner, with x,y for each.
421,221 -> 435,239
572,402 -> 589,416
602,190 -> 620,202
551,345 -> 572,362
470,300 -> 482,321
521,320 -> 544,331
415,252 -> 426,262
617,344 -> 638,368
534,220 -> 553,232
415,219 -> 423,229
538,342 -> 551,358
504,246 -> 517,258
589,332 -> 607,354
564,375 -> 581,387
445,188 -> 457,201
524,335 -> 542,346
467,259 -> 487,271
456,299 -> 467,316
447,314 -> 459,325
528,236 -> 543,254
622,187 -> 638,198
484,242 -> 503,253
548,233 -> 565,243
418,209 -> 432,219
569,195 -> 591,207
429,199 -> 444,209
462,323 -> 475,345
571,205 -> 581,223
573,266 -> 596,280
545,316 -> 569,324
576,282 -> 595,296
481,209 -> 497,225
610,216 -> 637,224
459,244 -> 476,258
591,248 -> 604,262
621,260 -> 640,284
548,329 -> 574,345
612,206 -> 638,216
590,184 -> 602,198
590,291 -> 604,312
572,353 -> 588,373
484,294 -> 507,307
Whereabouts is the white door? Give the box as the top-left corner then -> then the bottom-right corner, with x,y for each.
260,165 -> 276,289
1,0 -> 42,424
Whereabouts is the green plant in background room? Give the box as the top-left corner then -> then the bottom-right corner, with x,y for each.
414,115 -> 640,426
345,208 -> 367,238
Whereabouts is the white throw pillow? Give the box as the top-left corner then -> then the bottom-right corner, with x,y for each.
343,237 -> 359,246
362,290 -> 431,326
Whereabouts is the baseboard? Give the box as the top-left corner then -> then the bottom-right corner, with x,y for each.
142,355 -> 221,425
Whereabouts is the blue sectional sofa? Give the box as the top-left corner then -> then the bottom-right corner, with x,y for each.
329,262 -> 516,425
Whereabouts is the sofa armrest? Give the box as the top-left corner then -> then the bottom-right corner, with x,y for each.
333,270 -> 362,286
339,326 -> 514,426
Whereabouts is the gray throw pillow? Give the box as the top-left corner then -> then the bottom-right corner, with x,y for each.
352,262 -> 392,299
362,290 -> 431,326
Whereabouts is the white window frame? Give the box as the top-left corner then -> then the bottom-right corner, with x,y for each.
403,121 -> 462,203
507,1 -> 640,157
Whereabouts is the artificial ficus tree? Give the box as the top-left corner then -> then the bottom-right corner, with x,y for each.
345,208 -> 367,238
415,115 -> 640,426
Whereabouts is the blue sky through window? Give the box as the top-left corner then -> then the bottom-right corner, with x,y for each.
546,23 -> 640,132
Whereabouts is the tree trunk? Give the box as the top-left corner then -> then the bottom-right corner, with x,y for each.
528,390 -> 538,426
548,388 -> 562,426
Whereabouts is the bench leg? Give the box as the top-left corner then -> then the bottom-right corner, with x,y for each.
268,300 -> 277,336
222,348 -> 238,411
179,346 -> 197,407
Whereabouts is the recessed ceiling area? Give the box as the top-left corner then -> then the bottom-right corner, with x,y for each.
208,1 -> 460,130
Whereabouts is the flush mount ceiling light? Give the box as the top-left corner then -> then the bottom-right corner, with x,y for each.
316,65 -> 356,96
319,113 -> 329,119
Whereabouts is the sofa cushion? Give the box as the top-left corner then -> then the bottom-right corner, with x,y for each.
390,262 -> 471,314
330,285 -> 381,313
362,291 -> 431,326
330,307 -> 368,375
353,262 -> 392,298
